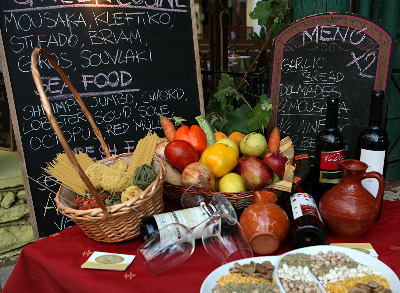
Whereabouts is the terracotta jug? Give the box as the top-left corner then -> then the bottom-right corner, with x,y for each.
239,191 -> 289,255
319,159 -> 384,241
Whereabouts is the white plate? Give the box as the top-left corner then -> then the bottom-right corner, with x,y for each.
201,245 -> 400,293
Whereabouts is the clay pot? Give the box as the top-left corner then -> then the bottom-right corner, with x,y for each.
319,159 -> 384,241
239,191 -> 289,255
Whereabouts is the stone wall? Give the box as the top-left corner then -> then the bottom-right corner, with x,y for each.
0,176 -> 34,266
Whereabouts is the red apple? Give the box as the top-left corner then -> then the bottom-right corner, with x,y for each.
262,153 -> 288,180
241,157 -> 274,190
233,157 -> 247,175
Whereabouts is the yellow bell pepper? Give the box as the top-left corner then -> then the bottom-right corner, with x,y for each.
200,144 -> 238,178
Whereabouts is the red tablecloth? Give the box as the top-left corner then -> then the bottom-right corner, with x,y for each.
3,200 -> 400,293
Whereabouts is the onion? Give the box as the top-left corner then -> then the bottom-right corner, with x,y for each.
155,141 -> 169,157
181,162 -> 215,190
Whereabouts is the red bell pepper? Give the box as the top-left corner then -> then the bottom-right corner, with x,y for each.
174,125 -> 208,155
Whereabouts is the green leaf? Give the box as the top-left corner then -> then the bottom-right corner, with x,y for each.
248,115 -> 263,133
249,0 -> 292,36
248,97 -> 273,132
216,74 -> 236,96
249,1 -> 269,26
225,105 -> 251,134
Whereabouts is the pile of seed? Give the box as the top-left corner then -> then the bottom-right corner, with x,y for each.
212,261 -> 280,293
350,280 -> 391,293
310,251 -> 359,278
318,264 -> 386,286
278,254 -> 322,293
280,253 -> 314,267
212,281 -> 280,293
277,264 -> 322,293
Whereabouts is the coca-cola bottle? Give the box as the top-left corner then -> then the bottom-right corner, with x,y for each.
312,97 -> 346,203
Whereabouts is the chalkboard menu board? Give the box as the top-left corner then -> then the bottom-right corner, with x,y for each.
0,0 -> 204,239
269,13 -> 394,165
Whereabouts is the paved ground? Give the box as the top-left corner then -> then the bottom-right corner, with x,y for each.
0,265 -> 13,290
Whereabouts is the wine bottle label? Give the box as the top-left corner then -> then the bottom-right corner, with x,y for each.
291,193 -> 324,223
360,149 -> 385,198
153,204 -> 217,240
319,149 -> 345,184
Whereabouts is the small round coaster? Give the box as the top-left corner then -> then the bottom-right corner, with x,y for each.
95,255 -> 125,264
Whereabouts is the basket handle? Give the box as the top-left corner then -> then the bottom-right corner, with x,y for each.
31,47 -> 110,216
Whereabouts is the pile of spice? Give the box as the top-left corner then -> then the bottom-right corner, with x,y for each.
212,261 -> 280,293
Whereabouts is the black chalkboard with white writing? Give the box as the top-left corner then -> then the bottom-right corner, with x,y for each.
0,0 -> 203,239
269,13 -> 394,167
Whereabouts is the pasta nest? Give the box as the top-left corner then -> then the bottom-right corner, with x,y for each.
84,163 -> 109,189
101,169 -> 132,192
113,160 -> 129,172
121,185 -> 143,203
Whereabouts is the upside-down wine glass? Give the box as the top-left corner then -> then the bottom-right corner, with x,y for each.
137,182 -> 252,275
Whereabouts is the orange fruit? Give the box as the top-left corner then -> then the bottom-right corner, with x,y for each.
214,131 -> 227,141
228,131 -> 246,148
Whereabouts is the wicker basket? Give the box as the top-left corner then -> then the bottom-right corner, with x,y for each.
164,155 -> 309,210
31,48 -> 166,243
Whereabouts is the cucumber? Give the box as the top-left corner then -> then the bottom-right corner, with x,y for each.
195,115 -> 216,146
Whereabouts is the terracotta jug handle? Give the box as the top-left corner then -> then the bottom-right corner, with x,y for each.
362,171 -> 385,212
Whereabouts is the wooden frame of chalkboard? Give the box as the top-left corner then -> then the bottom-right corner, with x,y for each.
0,72 -> 15,151
269,13 -> 394,165
0,0 -> 204,240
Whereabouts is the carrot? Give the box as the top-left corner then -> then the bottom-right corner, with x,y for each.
159,114 -> 176,142
268,127 -> 281,154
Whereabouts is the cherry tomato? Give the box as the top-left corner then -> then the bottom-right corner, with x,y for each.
164,140 -> 199,172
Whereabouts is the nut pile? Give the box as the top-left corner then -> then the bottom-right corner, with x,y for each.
318,264 -> 384,285
229,261 -> 275,281
212,261 -> 280,293
277,254 -> 322,293
277,251 -> 391,293
350,280 -> 392,293
310,251 -> 359,278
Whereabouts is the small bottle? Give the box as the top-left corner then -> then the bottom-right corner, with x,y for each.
312,97 -> 346,203
279,192 -> 327,249
140,203 -> 217,242
357,90 -> 389,219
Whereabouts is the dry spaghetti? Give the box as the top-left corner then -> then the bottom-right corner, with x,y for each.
127,131 -> 159,175
44,152 -> 95,196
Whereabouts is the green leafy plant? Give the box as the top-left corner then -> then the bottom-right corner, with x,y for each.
206,74 -> 273,135
250,0 -> 292,36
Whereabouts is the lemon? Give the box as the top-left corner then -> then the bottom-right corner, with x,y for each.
219,173 -> 246,193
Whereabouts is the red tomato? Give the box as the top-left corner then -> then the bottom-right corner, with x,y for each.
164,140 -> 199,172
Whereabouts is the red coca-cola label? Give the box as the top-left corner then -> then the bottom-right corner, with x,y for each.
320,149 -> 345,170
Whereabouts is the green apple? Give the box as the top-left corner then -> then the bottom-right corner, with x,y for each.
240,132 -> 267,157
216,138 -> 240,157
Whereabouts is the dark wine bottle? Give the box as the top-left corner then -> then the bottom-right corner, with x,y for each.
312,97 -> 346,203
278,192 -> 327,249
140,204 -> 216,242
357,90 -> 388,219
